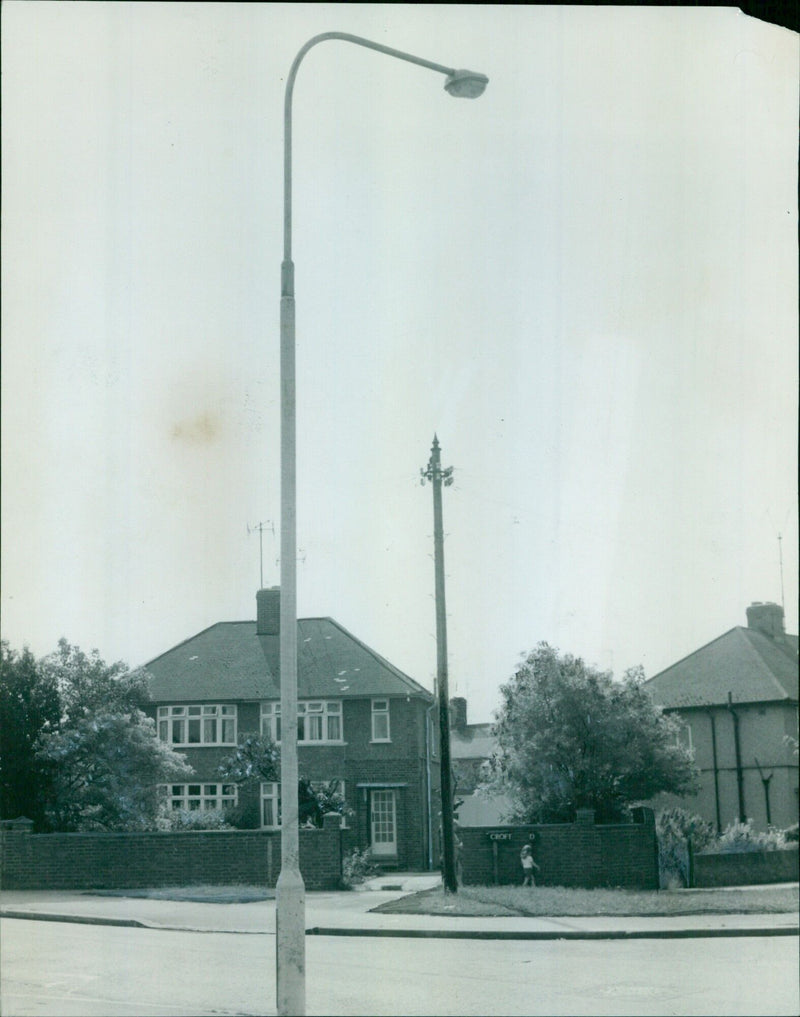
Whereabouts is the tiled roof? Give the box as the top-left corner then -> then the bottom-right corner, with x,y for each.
644,626 -> 798,710
450,723 -> 496,761
144,617 -> 432,703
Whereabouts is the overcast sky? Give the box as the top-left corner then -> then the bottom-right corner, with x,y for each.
2,3 -> 797,724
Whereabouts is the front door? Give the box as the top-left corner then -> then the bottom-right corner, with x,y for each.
370,789 -> 397,857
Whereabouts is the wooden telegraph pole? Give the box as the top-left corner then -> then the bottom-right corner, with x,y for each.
421,434 -> 458,893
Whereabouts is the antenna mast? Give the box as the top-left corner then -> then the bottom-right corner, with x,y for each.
778,533 -> 785,612
248,521 -> 275,589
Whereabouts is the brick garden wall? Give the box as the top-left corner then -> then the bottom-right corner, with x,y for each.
460,809 -> 659,889
0,818 -> 343,891
692,847 -> 799,888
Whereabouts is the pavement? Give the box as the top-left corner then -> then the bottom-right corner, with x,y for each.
1,875 -> 797,941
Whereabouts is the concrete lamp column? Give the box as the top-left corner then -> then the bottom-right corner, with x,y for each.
278,32 -> 487,1015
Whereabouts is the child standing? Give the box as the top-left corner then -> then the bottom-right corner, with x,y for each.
520,842 -> 540,886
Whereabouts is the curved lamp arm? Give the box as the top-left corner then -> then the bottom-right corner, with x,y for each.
282,31 -> 488,271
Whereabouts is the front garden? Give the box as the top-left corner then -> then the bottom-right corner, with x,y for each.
656,809 -> 799,888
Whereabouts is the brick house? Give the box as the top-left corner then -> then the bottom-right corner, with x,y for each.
143,588 -> 441,870
643,602 -> 798,832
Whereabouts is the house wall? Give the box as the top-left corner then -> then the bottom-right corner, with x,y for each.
457,791 -> 513,827
0,821 -> 343,890
657,702 -> 799,832
452,757 -> 485,795
343,698 -> 439,871
459,810 -> 658,889
146,695 -> 439,870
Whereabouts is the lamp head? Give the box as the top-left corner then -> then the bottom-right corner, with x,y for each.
444,69 -> 488,99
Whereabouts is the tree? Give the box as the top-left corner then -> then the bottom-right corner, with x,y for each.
3,639 -> 193,831
37,710 -> 192,831
41,638 -> 150,722
0,642 -> 61,827
487,642 -> 699,823
35,639 -> 193,831
217,732 -> 280,786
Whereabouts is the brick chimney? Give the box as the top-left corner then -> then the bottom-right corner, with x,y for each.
257,587 -> 280,636
449,696 -> 467,732
746,601 -> 785,641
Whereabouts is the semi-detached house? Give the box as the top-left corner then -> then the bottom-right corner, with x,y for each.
143,588 -> 442,870
643,602 -> 798,832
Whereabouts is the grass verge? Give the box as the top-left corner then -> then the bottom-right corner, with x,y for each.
86,885 -> 274,903
373,884 -> 799,918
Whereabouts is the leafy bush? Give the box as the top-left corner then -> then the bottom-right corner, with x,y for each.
714,819 -> 788,854
156,808 -> 234,832
299,778 -> 353,829
656,808 -> 716,888
782,823 -> 799,843
340,848 -> 380,889
223,800 -> 261,830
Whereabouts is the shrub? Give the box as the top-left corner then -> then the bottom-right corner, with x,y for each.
340,848 -> 380,889
299,778 -> 353,829
783,823 -> 799,843
714,819 -> 788,854
156,808 -> 234,832
223,800 -> 261,830
656,808 -> 716,888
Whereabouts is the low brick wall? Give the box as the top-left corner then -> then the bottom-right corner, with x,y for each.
0,821 -> 343,891
693,848 -> 799,888
461,810 -> 658,889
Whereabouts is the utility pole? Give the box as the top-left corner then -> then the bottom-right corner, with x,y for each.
421,434 -> 458,894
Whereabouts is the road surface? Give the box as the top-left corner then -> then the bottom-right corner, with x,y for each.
1,918 -> 797,1015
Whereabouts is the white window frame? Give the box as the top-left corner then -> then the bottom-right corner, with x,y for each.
261,781 -> 281,829
371,699 -> 391,743
261,700 -> 343,744
164,783 -> 237,812
260,702 -> 281,742
675,722 -> 693,754
157,705 -> 237,746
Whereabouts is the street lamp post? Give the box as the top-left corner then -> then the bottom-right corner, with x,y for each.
278,32 -> 487,1016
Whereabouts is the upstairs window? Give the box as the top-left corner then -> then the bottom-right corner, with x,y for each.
157,705 -> 236,746
261,702 -> 281,743
371,699 -> 390,742
261,700 -> 343,743
298,701 -> 342,742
